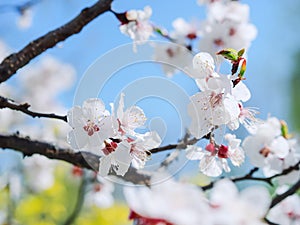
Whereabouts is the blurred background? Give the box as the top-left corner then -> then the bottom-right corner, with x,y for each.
0,0 -> 300,224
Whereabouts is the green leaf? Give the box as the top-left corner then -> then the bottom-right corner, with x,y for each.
238,48 -> 245,58
217,48 -> 239,61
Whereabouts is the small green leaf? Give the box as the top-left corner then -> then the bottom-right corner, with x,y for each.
238,48 -> 245,58
217,48 -> 239,61
280,120 -> 290,139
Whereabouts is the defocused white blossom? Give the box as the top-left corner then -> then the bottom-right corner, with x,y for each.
198,1 -> 257,57
23,155 -> 55,192
267,194 -> 300,225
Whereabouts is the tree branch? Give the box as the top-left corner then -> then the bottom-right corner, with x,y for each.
0,0 -> 113,83
0,133 -> 150,185
202,162 -> 300,191
150,137 -> 198,154
270,178 -> 300,209
0,96 -> 67,122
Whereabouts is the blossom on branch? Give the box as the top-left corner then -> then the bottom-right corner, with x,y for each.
67,98 -> 115,153
124,176 -> 271,225
67,94 -> 161,176
185,133 -> 244,177
267,194 -> 300,225
119,6 -> 153,51
198,1 -> 257,57
243,117 -> 300,184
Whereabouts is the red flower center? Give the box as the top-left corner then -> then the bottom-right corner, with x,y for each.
218,145 -> 229,158
102,141 -> 118,155
129,210 -> 174,225
83,120 -> 100,136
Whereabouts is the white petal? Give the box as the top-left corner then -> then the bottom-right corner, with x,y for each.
221,159 -> 231,172
99,116 -> 116,140
87,132 -> 103,149
67,129 -> 88,149
67,106 -> 84,128
117,93 -> 125,120
143,6 -> 152,18
241,186 -> 271,218
192,52 -> 215,78
269,136 -> 289,158
186,145 -> 204,160
113,142 -> 132,176
83,98 -> 107,120
232,81 -> 251,102
124,106 -> 146,130
211,179 -> 238,205
99,156 -> 112,177
199,156 -> 222,177
229,147 -> 245,166
242,136 -> 265,167
224,94 -> 240,121
137,131 -> 162,149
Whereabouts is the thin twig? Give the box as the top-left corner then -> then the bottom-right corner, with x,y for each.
0,96 -> 67,122
150,137 -> 198,154
264,218 -> 279,225
202,162 -> 300,191
0,0 -> 113,83
270,178 -> 300,209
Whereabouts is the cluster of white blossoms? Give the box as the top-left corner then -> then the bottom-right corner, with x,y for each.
67,93 -> 161,176
119,0 -> 257,78
124,176 -> 271,225
185,49 -> 256,176
243,117 -> 300,184
198,0 -> 257,57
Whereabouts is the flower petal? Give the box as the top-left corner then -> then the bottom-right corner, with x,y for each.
67,106 -> 84,128
186,145 -> 204,160
67,128 -> 88,149
99,155 -> 112,177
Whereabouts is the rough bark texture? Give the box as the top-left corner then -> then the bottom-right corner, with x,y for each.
0,134 -> 151,185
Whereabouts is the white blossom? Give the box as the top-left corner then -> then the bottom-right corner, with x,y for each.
153,43 -> 192,77
188,89 -> 240,138
124,175 -> 212,225
86,176 -> 115,208
189,52 -> 215,79
242,117 -> 298,178
120,6 -> 153,51
209,179 -> 271,225
23,155 -> 55,192
185,134 -> 244,177
17,8 -> 33,29
198,1 -> 257,57
116,93 -> 147,137
67,98 -> 115,153
267,194 -> 300,225
170,18 -> 199,43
